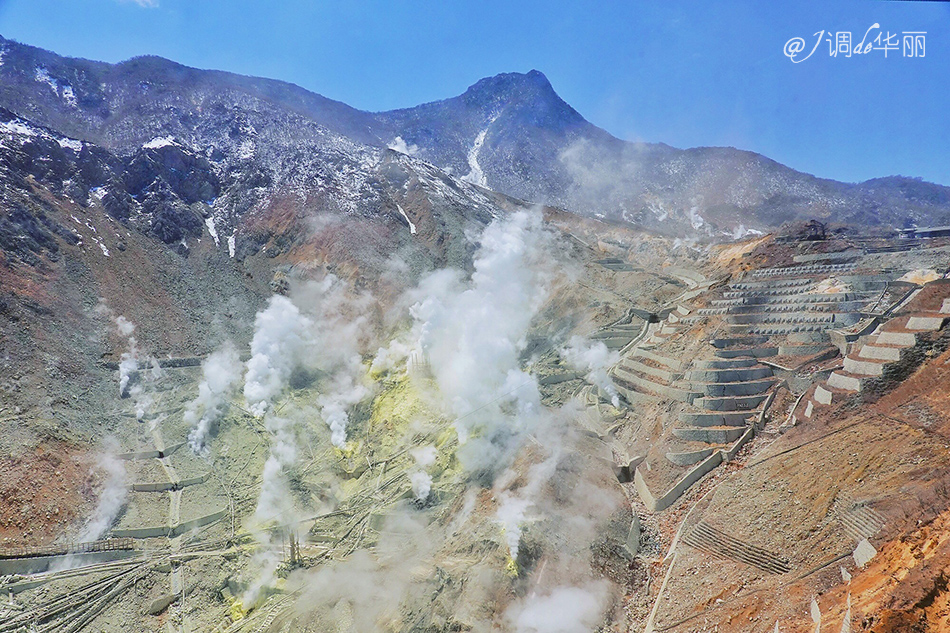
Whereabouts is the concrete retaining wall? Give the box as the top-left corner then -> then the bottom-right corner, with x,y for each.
856,327 -> 950,401
130,472 -> 211,492
694,358 -> 758,369
907,316 -> 947,331
859,343 -> 902,361
689,378 -> 776,397
714,347 -> 778,359
102,356 -> 204,371
633,348 -> 683,370
620,359 -> 679,383
117,442 -> 185,461
711,336 -> 769,349
0,549 -> 138,577
636,451 -> 725,512
843,357 -> 884,376
112,509 -> 226,539
727,312 -> 836,325
672,426 -> 745,443
612,382 -> 660,406
692,393 -> 769,411
678,411 -> 753,426
732,279 -> 811,290
538,371 -> 584,385
877,331 -> 917,346
723,426 -> 755,460
687,366 -> 773,382
666,448 -> 715,466
777,343 -> 832,356
613,367 -> 696,402
792,249 -> 863,263
828,372 -> 862,391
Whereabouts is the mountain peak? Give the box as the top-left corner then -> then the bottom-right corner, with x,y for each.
454,69 -> 587,132
463,70 -> 556,102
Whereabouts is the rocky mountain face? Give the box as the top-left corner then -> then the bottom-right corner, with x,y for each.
1,34 -> 948,245
0,36 -> 537,449
377,71 -> 950,238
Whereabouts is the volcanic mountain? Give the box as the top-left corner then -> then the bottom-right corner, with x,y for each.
1,35 -> 948,243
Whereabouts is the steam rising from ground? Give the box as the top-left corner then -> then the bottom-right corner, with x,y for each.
242,276 -> 376,603
297,275 -> 375,448
409,445 -> 437,501
79,441 -> 127,542
561,336 -> 621,407
506,582 -> 609,633
95,304 -> 162,422
239,210 -> 623,629
410,210 -> 555,473
243,295 -> 313,417
186,342 -> 242,454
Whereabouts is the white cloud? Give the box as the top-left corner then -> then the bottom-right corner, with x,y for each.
117,0 -> 160,8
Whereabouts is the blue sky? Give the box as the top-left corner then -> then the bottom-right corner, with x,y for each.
0,0 -> 947,185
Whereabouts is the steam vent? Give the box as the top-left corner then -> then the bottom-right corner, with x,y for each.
2,19 -> 950,633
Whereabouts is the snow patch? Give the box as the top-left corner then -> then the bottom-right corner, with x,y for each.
57,137 -> 82,152
238,139 -> 255,160
90,235 -> 109,257
33,67 -> 76,108
396,204 -> 416,235
227,231 -> 236,258
61,85 -> 77,108
89,187 -> 107,202
461,124 -> 493,189
34,67 -> 59,94
143,136 -> 176,150
0,119 -> 37,138
204,217 -> 220,246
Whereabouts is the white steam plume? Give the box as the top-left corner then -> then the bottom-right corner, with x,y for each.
318,370 -> 367,448
297,275 -> 374,449
243,295 -> 313,417
409,471 -> 432,501
186,342 -> 242,454
495,452 -> 559,561
560,336 -> 621,407
506,582 -> 609,633
244,278 -> 375,603
80,442 -> 127,542
409,445 -> 438,502
243,411 -> 299,607
410,210 -> 556,473
95,305 -> 161,422
370,338 -> 413,374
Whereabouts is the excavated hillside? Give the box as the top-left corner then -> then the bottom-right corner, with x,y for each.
613,237 -> 950,633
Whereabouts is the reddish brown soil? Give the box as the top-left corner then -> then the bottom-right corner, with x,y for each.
0,443 -> 98,548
